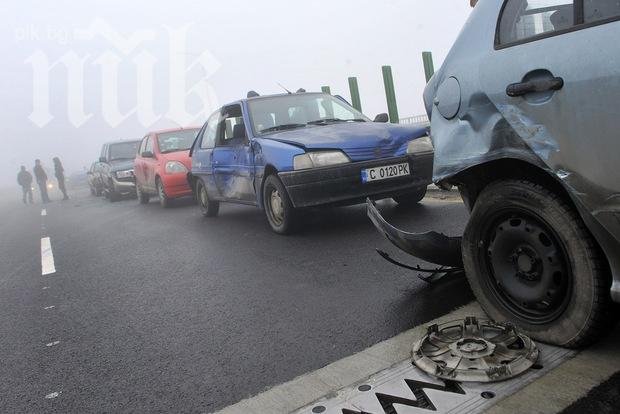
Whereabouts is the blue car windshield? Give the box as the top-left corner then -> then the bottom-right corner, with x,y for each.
248,93 -> 369,135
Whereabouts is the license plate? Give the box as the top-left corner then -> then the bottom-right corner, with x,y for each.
361,162 -> 410,183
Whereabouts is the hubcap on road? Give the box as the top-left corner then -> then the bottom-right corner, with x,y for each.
413,317 -> 539,382
484,211 -> 571,324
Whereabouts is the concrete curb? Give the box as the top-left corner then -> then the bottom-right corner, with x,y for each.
213,302 -> 485,414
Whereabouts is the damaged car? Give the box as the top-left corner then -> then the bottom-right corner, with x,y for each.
370,0 -> 620,347
188,92 -> 434,234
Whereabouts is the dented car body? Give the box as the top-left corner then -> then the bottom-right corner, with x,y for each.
189,92 -> 433,234
372,0 -> 620,347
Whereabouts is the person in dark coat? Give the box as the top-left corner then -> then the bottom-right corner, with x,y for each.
53,157 -> 69,200
17,166 -> 34,204
33,159 -> 51,203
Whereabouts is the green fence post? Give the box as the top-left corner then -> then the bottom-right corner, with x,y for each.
321,86 -> 331,95
348,77 -> 362,112
422,51 -> 435,83
382,66 -> 399,123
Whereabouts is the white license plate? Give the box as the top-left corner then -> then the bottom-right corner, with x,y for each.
361,162 -> 410,183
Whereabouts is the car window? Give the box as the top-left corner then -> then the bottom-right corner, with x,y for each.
498,0 -> 575,45
584,0 -> 620,23
139,136 -> 148,155
109,141 -> 141,161
201,111 -> 220,149
216,105 -> 246,146
144,137 -> 153,154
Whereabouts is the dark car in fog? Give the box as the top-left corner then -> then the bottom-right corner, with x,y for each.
98,140 -> 141,202
87,162 -> 104,196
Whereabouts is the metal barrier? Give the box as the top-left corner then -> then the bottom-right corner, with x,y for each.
399,114 -> 430,127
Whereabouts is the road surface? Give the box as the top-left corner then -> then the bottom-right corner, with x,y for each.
0,186 -> 472,413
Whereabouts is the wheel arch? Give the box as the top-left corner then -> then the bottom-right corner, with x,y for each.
258,164 -> 279,209
452,157 -> 619,302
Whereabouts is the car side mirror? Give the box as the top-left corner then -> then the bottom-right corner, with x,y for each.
141,151 -> 154,158
99,156 -> 106,163
374,113 -> 389,123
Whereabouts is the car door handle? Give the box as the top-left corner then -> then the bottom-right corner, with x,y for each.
506,77 -> 564,97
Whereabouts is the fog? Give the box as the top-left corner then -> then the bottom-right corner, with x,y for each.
1,0 -> 470,187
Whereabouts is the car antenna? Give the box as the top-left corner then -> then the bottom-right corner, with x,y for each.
277,82 -> 293,94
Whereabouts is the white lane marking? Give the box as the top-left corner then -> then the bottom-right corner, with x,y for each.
42,286 -> 50,290
43,305 -> 55,310
41,237 -> 56,275
46,340 -> 60,347
41,209 -> 47,216
45,391 -> 61,399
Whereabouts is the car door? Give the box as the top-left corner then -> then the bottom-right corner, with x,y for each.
142,135 -> 158,192
481,0 -> 620,234
192,110 -> 221,197
211,104 -> 255,202
134,136 -> 148,188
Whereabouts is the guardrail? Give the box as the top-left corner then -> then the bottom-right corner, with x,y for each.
399,114 -> 430,127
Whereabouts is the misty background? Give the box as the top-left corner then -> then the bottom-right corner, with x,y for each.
0,0 -> 471,188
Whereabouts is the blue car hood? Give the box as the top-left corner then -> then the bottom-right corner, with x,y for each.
261,122 -> 426,161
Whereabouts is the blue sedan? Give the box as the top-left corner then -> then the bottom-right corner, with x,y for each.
189,92 -> 433,234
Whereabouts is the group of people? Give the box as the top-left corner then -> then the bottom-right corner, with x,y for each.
17,158 -> 69,204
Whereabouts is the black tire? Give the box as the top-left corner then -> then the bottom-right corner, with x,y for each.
108,190 -> 120,202
196,179 -> 219,217
462,179 -> 610,348
136,185 -> 150,204
393,186 -> 427,207
262,174 -> 297,235
156,178 -> 170,208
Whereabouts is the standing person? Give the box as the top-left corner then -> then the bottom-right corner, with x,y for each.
17,166 -> 34,204
33,159 -> 51,203
53,157 -> 69,200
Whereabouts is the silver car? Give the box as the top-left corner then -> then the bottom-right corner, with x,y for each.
371,0 -> 620,347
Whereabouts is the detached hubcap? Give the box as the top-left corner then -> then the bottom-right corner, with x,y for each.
484,212 -> 571,324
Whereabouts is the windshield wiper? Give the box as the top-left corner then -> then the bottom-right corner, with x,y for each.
307,118 -> 366,125
260,123 -> 307,133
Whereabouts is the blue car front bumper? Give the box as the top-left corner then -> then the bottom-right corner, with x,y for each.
278,153 -> 433,208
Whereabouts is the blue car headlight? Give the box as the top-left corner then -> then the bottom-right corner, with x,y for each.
407,136 -> 434,154
293,151 -> 350,171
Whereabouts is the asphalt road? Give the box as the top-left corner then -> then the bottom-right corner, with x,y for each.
0,185 -> 472,413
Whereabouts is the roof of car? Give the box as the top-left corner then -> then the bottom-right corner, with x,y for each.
148,126 -> 201,136
243,91 -> 326,102
104,139 -> 142,145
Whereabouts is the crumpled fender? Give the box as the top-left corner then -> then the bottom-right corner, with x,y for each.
366,199 -> 463,268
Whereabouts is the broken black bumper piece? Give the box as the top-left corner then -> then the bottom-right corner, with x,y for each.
366,198 -> 464,274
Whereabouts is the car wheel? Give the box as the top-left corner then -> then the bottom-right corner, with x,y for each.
263,174 -> 297,235
196,179 -> 219,217
393,186 -> 427,207
462,179 -> 611,348
136,185 -> 150,204
108,190 -> 120,202
156,179 -> 170,208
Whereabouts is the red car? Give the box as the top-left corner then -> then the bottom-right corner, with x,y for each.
134,127 -> 200,207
